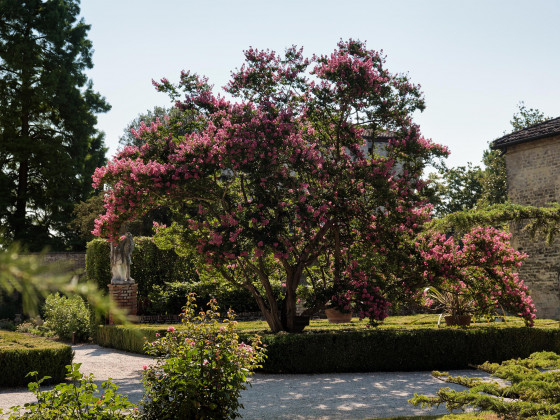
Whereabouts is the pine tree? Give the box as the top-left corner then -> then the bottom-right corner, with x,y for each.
0,0 -> 110,250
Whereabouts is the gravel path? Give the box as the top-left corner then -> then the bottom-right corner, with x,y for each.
0,343 -> 479,419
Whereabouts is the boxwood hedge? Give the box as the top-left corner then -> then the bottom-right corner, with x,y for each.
94,324 -> 560,373
0,331 -> 73,387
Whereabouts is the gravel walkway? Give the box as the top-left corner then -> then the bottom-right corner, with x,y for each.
0,344 -> 479,419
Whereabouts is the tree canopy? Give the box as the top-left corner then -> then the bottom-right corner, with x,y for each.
0,0 -> 110,251
93,40 -> 449,332
429,102 -> 552,217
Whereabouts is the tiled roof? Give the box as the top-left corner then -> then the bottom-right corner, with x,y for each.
491,117 -> 560,150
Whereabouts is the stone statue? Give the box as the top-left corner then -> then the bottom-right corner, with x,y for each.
110,232 -> 135,284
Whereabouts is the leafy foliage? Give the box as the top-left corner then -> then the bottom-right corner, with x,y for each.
417,226 -> 536,325
145,281 -> 284,315
477,148 -> 507,207
422,286 -> 475,317
93,39 -> 448,332
96,320 -> 560,374
43,293 -> 91,342
429,163 -> 484,217
0,0 -> 110,251
119,106 -> 196,148
428,203 -> 560,244
428,101 -> 551,217
410,351 -> 560,419
0,330 -> 73,387
0,245 -> 130,325
509,101 -> 552,132
141,293 -> 265,420
86,237 -> 199,298
0,363 -> 138,419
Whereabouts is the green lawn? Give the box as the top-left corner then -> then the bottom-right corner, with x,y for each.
370,414 -> 499,420
232,314 -> 558,334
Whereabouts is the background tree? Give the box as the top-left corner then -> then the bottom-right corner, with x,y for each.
429,101 -> 551,216
510,101 -> 552,131
429,163 -> 483,217
118,105 -> 197,148
0,0 -> 110,251
93,41 -> 448,332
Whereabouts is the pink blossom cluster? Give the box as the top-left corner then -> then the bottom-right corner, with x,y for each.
330,261 -> 391,323
417,226 -> 536,326
92,39 -> 450,332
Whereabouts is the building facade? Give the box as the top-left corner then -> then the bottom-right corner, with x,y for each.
492,117 -> 560,319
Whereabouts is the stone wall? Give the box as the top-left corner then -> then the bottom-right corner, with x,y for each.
505,134 -> 560,319
27,252 -> 86,272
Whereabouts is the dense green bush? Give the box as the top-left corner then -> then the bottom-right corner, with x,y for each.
146,281 -> 284,315
95,325 -> 164,354
86,237 -> 198,298
141,294 -> 265,420
0,331 -> 73,386
95,324 -> 560,373
87,238 -> 280,316
0,318 -> 16,331
43,293 -> 91,342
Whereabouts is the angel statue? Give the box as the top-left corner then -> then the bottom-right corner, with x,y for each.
110,232 -> 135,283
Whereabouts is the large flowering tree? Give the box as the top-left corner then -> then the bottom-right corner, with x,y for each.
93,40 -> 449,332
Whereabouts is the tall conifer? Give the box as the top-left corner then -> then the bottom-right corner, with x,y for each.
0,0 -> 109,250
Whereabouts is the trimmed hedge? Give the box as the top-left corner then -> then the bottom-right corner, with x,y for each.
0,331 -> 73,387
255,327 -> 560,373
94,324 -> 560,373
146,281 -> 283,315
94,325 -> 164,354
86,237 -> 198,297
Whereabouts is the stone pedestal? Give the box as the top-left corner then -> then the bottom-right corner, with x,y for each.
108,283 -> 138,325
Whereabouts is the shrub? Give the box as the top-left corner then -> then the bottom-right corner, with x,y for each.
16,318 -> 52,337
410,351 -> 560,418
0,318 -> 16,331
141,293 -> 266,420
145,281 -> 283,315
0,331 -> 73,386
95,322 -> 560,374
43,293 -> 91,342
417,227 -> 537,326
86,237 -> 198,298
0,363 -> 138,419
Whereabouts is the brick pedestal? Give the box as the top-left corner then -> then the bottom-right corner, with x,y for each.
108,283 -> 138,324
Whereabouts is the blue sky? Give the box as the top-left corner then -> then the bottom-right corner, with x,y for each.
80,0 -> 560,169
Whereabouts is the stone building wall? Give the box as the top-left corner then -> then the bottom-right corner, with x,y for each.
505,134 -> 560,319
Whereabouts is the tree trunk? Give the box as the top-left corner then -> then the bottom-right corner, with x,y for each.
13,159 -> 28,237
13,26 -> 32,243
245,283 -> 283,333
282,284 -> 297,332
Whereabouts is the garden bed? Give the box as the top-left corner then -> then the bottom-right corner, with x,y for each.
0,331 -> 73,387
94,315 -> 560,373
